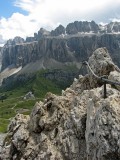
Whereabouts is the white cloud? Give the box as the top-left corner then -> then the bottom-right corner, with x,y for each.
0,13 -> 40,40
0,35 -> 4,47
0,0 -> 120,44
111,18 -> 120,22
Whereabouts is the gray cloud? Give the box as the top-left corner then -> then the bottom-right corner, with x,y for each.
51,1 -> 120,26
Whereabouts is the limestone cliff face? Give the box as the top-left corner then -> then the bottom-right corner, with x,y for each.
107,22 -> 120,33
1,33 -> 120,71
0,48 -> 120,160
4,37 -> 24,46
51,25 -> 65,36
1,38 -> 75,70
1,21 -> 120,71
66,21 -> 99,34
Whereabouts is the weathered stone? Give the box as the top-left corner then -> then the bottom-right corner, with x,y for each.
5,36 -> 24,47
66,21 -> 99,34
108,71 -> 120,91
1,21 -> 120,72
23,91 -> 35,100
86,85 -> 120,160
107,22 -> 120,33
51,25 -> 65,36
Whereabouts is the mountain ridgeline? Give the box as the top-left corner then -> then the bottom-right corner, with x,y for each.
0,20 -> 120,94
1,21 -> 120,71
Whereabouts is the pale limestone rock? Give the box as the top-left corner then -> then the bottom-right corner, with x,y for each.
86,86 -> 120,160
108,70 -> 120,91
88,48 -> 115,76
0,114 -> 30,159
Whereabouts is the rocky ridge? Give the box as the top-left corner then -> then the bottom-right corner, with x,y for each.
4,37 -> 25,46
0,48 -> 120,160
1,21 -> 120,75
4,21 -> 120,45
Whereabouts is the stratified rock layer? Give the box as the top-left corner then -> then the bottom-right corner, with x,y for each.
0,48 -> 120,160
1,21 -> 120,71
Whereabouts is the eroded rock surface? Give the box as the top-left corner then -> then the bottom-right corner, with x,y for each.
2,21 -> 120,71
0,48 -> 120,160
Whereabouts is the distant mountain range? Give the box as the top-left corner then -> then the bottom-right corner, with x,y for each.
4,21 -> 120,46
0,20 -> 120,85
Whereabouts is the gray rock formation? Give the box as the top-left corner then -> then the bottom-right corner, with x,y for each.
0,48 -> 120,160
1,41 -> 38,70
1,33 -> 120,72
0,134 -> 6,153
26,28 -> 50,42
34,28 -> 50,41
4,36 -> 24,47
1,37 -> 76,71
51,25 -> 65,36
25,37 -> 36,43
1,21 -> 120,73
23,91 -> 35,100
66,21 -> 120,34
66,21 -> 99,34
107,22 -> 120,33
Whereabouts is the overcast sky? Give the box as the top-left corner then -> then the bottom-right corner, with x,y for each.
0,0 -> 120,46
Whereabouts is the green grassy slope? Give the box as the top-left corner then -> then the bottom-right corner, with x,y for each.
0,69 -> 76,133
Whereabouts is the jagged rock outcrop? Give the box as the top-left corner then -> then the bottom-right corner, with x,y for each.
1,32 -> 120,72
51,25 -> 65,36
4,37 -> 24,47
34,28 -> 50,41
0,48 -> 120,160
66,21 -> 99,34
1,37 -> 76,71
25,36 -> 36,43
23,91 -> 35,100
0,134 -> 6,153
1,21 -> 120,72
1,41 -> 38,70
107,22 -> 120,33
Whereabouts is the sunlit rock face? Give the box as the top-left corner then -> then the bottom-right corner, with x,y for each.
0,47 -> 120,160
